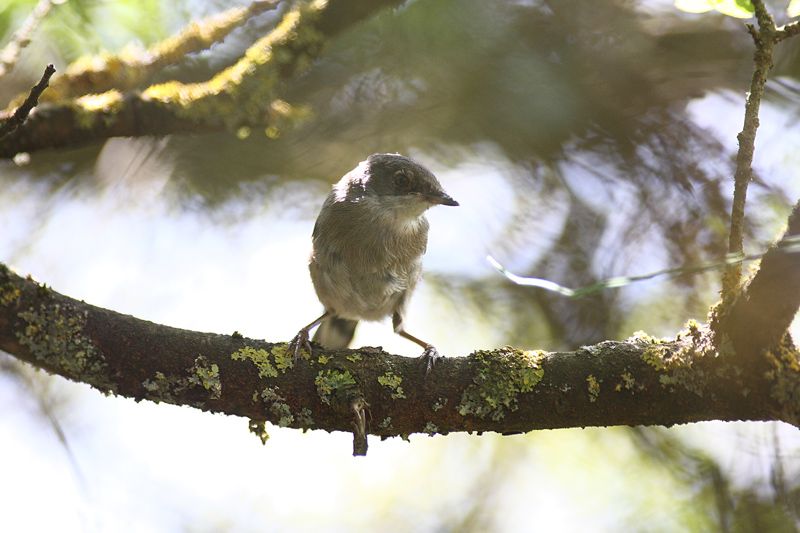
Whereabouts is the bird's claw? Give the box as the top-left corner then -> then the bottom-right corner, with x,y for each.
418,345 -> 441,376
288,329 -> 313,361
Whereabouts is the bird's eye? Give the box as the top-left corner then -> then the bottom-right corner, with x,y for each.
393,171 -> 410,191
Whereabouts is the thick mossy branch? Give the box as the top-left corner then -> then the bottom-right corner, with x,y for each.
1,264 -> 797,439
0,0 -> 403,158
3,1 -> 280,107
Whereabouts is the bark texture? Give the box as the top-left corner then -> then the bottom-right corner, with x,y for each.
1,263 -> 797,443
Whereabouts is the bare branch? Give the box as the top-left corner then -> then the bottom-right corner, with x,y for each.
0,64 -> 55,139
776,21 -> 800,41
724,0 -> 778,296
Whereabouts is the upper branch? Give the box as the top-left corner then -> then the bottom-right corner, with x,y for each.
0,0 -> 403,159
4,0 -> 281,106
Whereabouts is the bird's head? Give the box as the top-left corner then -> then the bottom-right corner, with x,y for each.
354,153 -> 458,218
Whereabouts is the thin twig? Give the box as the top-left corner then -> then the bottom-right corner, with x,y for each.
0,0 -> 56,78
776,20 -> 800,41
351,398 -> 369,456
0,64 -> 55,139
723,0 -> 777,297
487,236 -> 800,298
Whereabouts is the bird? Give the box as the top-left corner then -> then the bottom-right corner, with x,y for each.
288,153 -> 459,372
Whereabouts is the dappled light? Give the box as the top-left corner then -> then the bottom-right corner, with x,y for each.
1,0 -> 799,531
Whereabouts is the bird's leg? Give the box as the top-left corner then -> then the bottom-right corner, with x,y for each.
289,312 -> 329,361
393,312 -> 440,375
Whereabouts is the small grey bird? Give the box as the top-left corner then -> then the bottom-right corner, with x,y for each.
289,153 -> 458,371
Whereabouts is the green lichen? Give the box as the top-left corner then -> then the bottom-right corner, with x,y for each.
424,422 -> 439,436
615,371 -> 636,392
377,370 -> 406,400
0,284 -> 20,306
142,371 -> 175,401
142,355 -> 223,404
272,345 -> 294,371
187,356 -> 222,400
317,354 -> 331,364
16,302 -> 113,391
314,369 -> 357,406
457,347 -> 545,421
633,323 -> 715,396
586,374 -> 600,402
73,90 -> 124,129
231,346 -> 278,378
432,397 -> 448,412
249,419 -> 269,444
346,353 -> 362,363
141,1 -> 324,129
260,387 -> 294,427
630,330 -> 665,345
296,407 -> 314,430
378,417 -> 393,431
764,336 -> 800,424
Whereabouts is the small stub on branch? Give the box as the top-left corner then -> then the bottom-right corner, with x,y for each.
351,397 -> 369,456
0,63 -> 56,139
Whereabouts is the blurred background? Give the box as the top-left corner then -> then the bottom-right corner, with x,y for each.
1,0 -> 800,530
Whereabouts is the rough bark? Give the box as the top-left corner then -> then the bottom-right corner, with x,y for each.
724,201 -> 800,358
1,263 -> 797,449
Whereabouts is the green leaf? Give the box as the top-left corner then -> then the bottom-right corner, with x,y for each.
674,0 -> 715,14
716,0 -> 754,18
674,0 -> 754,18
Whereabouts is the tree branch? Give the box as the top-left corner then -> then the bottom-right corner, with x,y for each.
1,263 -> 797,456
724,201 -> 800,356
0,0 -> 403,159
3,0 -> 280,105
723,0 -> 778,297
0,0 -> 57,78
0,64 -> 55,140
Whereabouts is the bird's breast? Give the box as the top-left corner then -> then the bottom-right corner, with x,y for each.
309,205 -> 428,320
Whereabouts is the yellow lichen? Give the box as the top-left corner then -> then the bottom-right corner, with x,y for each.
0,285 -> 20,306
615,371 -> 636,392
377,371 -> 405,400
231,346 -> 277,378
187,356 -> 222,400
74,90 -> 124,127
586,374 -> 600,402
315,369 -> 357,405
248,419 -> 269,444
458,347 -> 545,421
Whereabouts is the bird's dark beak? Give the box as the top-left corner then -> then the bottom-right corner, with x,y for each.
427,191 -> 459,206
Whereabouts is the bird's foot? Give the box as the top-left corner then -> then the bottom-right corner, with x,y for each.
418,345 -> 441,376
288,329 -> 313,361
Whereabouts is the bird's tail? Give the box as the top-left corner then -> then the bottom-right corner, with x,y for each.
312,316 -> 358,349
